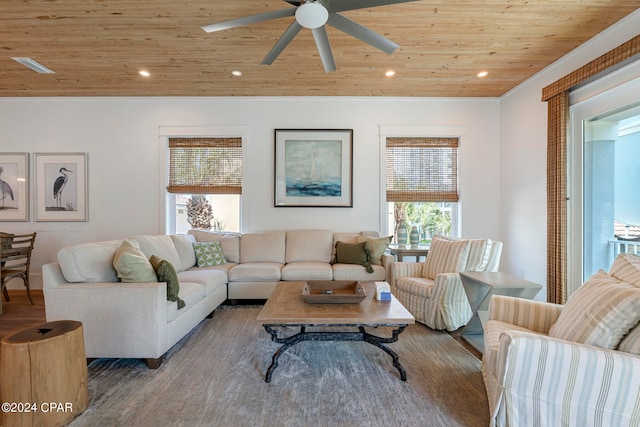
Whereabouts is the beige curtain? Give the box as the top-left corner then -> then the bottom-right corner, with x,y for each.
542,35 -> 640,303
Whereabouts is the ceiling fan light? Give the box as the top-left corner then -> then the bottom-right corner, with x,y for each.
295,2 -> 328,29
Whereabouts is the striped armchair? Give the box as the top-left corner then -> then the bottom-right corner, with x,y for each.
482,253 -> 640,427
389,236 -> 502,331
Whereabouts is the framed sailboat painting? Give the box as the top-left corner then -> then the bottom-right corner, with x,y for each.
274,129 -> 353,207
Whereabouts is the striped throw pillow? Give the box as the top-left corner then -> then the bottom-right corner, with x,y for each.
618,324 -> 640,355
422,236 -> 470,280
609,253 -> 640,287
549,270 -> 640,349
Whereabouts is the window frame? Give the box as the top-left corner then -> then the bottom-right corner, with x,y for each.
160,126 -> 248,234
379,125 -> 463,237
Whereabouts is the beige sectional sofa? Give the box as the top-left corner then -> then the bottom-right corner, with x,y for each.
42,229 -> 392,367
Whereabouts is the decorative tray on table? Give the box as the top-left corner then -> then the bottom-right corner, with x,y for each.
302,280 -> 366,304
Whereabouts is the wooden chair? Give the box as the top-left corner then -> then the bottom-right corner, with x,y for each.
1,232 -> 37,305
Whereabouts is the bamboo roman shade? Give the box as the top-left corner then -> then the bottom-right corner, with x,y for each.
167,137 -> 242,194
386,137 -> 459,202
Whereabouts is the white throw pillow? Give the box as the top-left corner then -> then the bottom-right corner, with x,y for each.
549,270 -> 640,349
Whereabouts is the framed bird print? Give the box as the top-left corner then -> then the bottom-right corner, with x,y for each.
0,153 -> 29,221
34,153 -> 88,222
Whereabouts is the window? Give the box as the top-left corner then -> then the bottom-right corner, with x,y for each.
165,136 -> 242,234
385,136 -> 459,240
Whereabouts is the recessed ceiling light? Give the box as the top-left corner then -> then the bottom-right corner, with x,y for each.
12,57 -> 55,73
385,70 -> 396,77
477,71 -> 489,78
231,70 -> 243,77
139,70 -> 151,77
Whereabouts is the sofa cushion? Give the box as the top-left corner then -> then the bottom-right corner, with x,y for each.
170,234 -> 197,272
58,239 -> 122,283
332,263 -> 386,281
167,282 -> 204,322
240,231 -> 286,264
188,230 -> 241,263
228,262 -> 283,281
177,268 -> 228,296
194,241 -> 227,267
133,235 -> 181,270
113,239 -> 158,283
549,270 -> 640,349
422,237 -> 470,280
282,261 -> 333,281
609,253 -> 640,287
285,229 -> 333,263
358,235 -> 392,266
333,241 -> 373,273
149,255 -> 185,309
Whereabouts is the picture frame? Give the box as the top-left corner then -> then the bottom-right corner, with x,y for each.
0,153 -> 29,221
274,129 -> 353,207
34,153 -> 88,222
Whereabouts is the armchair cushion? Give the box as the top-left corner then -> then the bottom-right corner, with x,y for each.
609,252 -> 640,285
618,324 -> 640,354
422,237 -> 470,279
548,269 -> 640,349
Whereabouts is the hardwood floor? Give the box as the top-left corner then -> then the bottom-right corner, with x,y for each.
0,290 -> 46,340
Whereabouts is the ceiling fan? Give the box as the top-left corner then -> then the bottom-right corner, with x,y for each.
201,0 -> 418,73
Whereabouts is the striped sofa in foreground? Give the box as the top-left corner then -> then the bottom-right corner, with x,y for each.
482,253 -> 640,427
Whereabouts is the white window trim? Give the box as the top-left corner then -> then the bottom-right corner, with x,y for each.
159,125 -> 249,234
378,125 -> 466,237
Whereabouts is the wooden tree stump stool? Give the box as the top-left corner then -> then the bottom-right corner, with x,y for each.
0,320 -> 88,427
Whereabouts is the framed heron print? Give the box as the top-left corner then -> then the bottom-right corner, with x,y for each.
34,153 -> 88,221
274,129 -> 353,207
0,153 -> 29,221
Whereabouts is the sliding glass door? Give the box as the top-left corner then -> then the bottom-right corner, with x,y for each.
569,69 -> 640,295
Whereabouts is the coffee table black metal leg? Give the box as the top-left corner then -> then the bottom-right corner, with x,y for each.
361,326 -> 408,381
262,324 -> 409,383
263,325 -> 305,383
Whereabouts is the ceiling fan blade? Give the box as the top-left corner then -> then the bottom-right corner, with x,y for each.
311,26 -> 336,73
327,13 -> 398,54
329,0 -> 418,13
262,21 -> 303,65
282,0 -> 302,5
201,8 -> 296,33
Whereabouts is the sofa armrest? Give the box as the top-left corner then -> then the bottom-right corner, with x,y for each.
389,261 -> 424,290
42,263 -> 168,359
488,295 -> 562,334
492,330 -> 640,427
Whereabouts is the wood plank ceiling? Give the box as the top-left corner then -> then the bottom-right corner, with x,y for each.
1,1 -> 638,97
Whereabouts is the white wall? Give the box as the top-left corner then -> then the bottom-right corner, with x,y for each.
499,9 -> 640,298
0,96 -> 500,288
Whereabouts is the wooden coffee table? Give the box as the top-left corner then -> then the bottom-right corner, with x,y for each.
257,281 -> 415,383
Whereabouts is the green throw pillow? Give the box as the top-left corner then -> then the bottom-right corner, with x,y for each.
333,241 -> 373,273
149,255 -> 185,309
113,239 -> 158,283
358,235 -> 392,266
193,241 -> 227,268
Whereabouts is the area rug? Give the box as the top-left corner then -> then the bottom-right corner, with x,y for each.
69,305 -> 489,427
